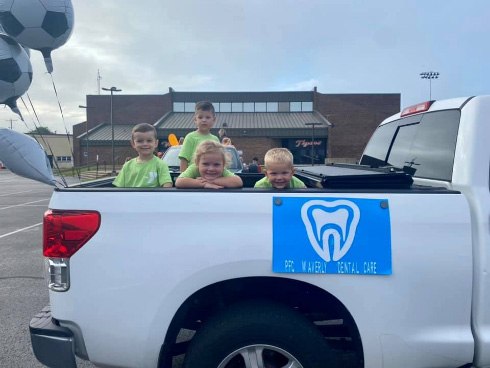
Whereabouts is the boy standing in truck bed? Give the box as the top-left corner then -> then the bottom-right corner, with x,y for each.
179,101 -> 220,172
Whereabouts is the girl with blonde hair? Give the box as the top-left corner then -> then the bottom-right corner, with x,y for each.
176,141 -> 243,189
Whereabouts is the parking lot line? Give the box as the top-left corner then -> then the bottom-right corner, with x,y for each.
0,199 -> 49,211
0,189 -> 44,197
0,222 -> 42,239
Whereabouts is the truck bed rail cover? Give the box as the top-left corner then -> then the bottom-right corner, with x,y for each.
295,164 -> 413,189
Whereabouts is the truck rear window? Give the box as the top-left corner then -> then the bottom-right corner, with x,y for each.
360,109 -> 461,181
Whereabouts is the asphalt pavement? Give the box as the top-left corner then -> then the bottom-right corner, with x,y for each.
0,170 -> 94,368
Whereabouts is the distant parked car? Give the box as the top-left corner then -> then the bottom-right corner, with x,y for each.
161,145 -> 243,173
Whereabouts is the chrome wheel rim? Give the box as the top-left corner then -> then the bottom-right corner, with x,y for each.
217,344 -> 304,368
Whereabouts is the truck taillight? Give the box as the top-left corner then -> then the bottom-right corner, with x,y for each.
43,210 -> 100,292
43,210 -> 100,258
400,101 -> 433,117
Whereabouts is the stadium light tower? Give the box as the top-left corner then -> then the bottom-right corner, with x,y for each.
102,86 -> 122,174
420,71 -> 439,100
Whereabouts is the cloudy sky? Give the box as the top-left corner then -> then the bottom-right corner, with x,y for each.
1,0 -> 489,134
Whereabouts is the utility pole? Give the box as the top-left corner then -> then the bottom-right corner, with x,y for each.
6,118 -> 17,129
305,122 -> 323,165
102,86 -> 122,174
79,105 -> 93,166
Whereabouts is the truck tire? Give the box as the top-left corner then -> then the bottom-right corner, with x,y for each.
182,300 -> 339,368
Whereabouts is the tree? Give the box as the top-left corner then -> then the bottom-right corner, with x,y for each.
27,126 -> 55,135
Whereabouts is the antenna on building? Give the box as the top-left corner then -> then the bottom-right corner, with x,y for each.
97,69 -> 102,95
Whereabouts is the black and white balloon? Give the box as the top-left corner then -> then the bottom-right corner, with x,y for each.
0,0 -> 74,73
0,33 -> 32,119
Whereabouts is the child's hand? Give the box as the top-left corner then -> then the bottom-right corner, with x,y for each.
203,182 -> 224,189
196,177 -> 224,189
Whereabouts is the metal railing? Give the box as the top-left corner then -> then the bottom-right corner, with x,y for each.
52,161 -> 119,180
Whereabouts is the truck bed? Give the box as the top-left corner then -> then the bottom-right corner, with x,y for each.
72,164 -> 415,191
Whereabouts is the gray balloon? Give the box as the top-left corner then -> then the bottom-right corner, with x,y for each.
0,128 -> 55,186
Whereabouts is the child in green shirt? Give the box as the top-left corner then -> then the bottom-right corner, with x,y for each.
179,101 -> 220,172
176,141 -> 242,189
254,148 -> 306,189
113,123 -> 172,188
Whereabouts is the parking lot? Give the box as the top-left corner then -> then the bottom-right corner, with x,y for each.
0,170 -> 94,368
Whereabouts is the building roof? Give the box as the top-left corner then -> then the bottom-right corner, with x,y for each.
155,112 -> 330,138
79,124 -> 134,143
81,111 -> 330,142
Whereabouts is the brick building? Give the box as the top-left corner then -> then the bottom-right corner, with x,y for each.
73,88 -> 400,168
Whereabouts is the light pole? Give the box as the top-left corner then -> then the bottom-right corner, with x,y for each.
78,105 -> 92,166
5,118 -> 17,129
420,71 -> 439,100
102,86 -> 122,174
305,122 -> 322,166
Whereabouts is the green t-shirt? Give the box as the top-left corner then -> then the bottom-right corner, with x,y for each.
178,131 -> 220,164
178,164 -> 234,179
254,176 -> 306,189
113,156 -> 172,187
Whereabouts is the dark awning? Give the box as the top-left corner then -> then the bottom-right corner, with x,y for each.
80,111 -> 331,143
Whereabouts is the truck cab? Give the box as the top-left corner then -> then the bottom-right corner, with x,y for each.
360,96 -> 490,367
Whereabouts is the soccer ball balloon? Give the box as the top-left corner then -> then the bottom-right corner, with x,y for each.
0,0 -> 74,73
0,33 -> 32,119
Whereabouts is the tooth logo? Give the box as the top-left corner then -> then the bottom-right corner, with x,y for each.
301,200 -> 360,262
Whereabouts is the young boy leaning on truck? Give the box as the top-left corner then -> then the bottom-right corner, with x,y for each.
113,123 -> 173,188
254,148 -> 306,189
178,101 -> 220,172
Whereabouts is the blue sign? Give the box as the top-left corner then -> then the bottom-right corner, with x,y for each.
272,197 -> 392,275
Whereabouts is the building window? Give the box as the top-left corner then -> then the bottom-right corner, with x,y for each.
175,100 -> 313,113
57,156 -> 72,162
255,102 -> 266,112
243,102 -> 254,112
173,102 -> 185,112
267,102 -> 278,112
278,102 -> 290,112
220,102 -> 232,112
290,101 -> 313,111
302,102 -> 313,111
232,102 -> 243,112
185,102 -> 196,112
290,102 -> 302,112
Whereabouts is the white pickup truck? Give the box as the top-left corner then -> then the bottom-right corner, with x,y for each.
26,96 -> 490,368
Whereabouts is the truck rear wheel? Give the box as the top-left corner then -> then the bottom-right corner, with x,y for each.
182,300 -> 339,368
